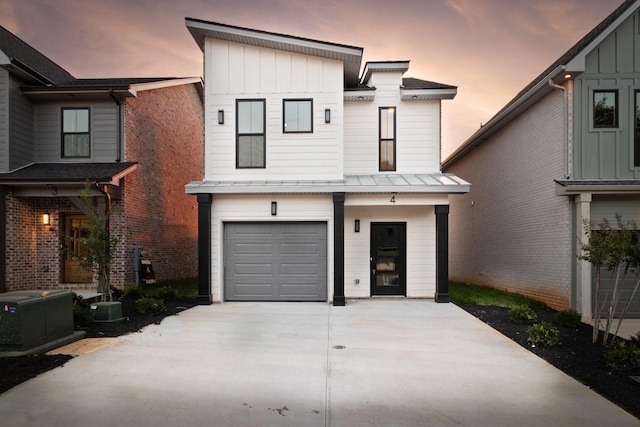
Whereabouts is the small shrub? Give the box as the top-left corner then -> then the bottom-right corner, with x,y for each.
527,322 -> 560,347
135,297 -> 166,317
509,305 -> 538,324
603,340 -> 640,371
631,331 -> 640,343
123,285 -> 143,300
73,305 -> 93,327
157,286 -> 178,301
554,309 -> 582,327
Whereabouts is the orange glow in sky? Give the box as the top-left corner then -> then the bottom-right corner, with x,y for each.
0,0 -> 624,159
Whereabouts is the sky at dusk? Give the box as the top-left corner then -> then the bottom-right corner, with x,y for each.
0,0 -> 625,159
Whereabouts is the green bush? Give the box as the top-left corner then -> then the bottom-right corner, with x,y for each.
527,322 -> 560,347
73,305 -> 93,327
135,297 -> 166,317
509,305 -> 538,324
603,340 -> 640,371
157,286 -> 178,301
122,285 -> 143,300
554,309 -> 582,327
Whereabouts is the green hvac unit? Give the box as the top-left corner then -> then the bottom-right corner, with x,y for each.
0,290 -> 74,352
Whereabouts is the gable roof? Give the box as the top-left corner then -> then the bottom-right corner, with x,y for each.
0,25 -> 74,84
185,18 -> 364,88
442,0 -> 640,169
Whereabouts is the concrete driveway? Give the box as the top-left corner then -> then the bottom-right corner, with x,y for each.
1,300 -> 637,426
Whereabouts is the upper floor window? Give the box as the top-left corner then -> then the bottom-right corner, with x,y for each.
62,108 -> 90,158
379,107 -> 396,171
593,90 -> 618,128
237,99 -> 265,168
283,99 -> 313,133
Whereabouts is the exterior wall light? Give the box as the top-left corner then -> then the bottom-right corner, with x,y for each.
354,219 -> 360,233
218,109 -> 224,125
325,108 -> 331,123
43,213 -> 50,225
271,201 -> 277,216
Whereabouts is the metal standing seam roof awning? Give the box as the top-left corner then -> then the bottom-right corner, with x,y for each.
0,162 -> 138,198
185,173 -> 470,195
555,179 -> 640,195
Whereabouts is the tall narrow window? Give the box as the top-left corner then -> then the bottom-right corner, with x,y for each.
635,91 -> 640,167
593,90 -> 618,128
237,99 -> 265,168
62,108 -> 90,158
379,107 -> 396,171
283,99 -> 313,133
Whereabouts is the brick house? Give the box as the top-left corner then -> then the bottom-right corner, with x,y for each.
0,25 -> 204,293
442,0 -> 640,318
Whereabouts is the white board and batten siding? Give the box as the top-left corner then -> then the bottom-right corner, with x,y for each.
34,101 -> 119,162
209,194 -> 334,302
344,71 -> 441,176
204,39 -> 344,182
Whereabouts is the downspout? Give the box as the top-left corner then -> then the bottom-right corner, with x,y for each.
548,79 -> 569,179
109,90 -> 122,162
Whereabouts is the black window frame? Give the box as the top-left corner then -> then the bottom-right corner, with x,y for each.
283,99 -> 313,133
61,107 -> 91,158
593,90 -> 618,128
236,99 -> 266,169
379,106 -> 396,172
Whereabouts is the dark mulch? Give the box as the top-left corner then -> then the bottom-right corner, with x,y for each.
0,297 -> 198,395
459,304 -> 640,420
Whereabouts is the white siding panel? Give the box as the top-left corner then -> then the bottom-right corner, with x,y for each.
291,55 -> 307,92
344,205 -> 436,298
211,195 -> 334,302
228,44 -> 245,94
275,52 -> 291,93
244,46 -> 260,94
259,50 -> 276,93
210,42 -> 229,94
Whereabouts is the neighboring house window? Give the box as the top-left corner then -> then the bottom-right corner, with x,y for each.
635,91 -> 640,167
593,90 -> 618,128
283,99 -> 313,133
62,108 -> 90,158
379,107 -> 396,171
237,99 -> 266,168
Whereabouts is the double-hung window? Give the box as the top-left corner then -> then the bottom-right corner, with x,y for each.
62,108 -> 90,158
593,90 -> 618,128
237,99 -> 266,168
379,107 -> 396,171
283,99 -> 313,133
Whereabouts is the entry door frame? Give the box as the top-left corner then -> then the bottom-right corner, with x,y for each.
370,222 -> 407,296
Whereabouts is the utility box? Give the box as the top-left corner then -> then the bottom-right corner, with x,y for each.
0,290 -> 73,352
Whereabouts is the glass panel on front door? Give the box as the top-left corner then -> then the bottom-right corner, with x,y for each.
371,223 -> 406,296
63,214 -> 93,283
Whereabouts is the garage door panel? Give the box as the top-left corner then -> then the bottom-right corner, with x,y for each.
225,222 -> 327,302
593,271 -> 640,318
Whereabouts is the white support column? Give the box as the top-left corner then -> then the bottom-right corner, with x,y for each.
575,193 -> 592,320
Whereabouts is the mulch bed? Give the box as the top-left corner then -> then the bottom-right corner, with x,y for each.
458,304 -> 640,420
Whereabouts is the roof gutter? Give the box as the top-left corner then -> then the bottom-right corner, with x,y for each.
442,65 -> 567,169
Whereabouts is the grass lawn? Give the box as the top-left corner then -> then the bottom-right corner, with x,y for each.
449,281 -> 546,308
123,277 -> 198,299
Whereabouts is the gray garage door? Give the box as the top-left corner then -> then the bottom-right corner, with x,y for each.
592,269 -> 640,318
224,222 -> 327,301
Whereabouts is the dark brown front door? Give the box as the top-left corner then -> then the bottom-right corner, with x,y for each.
370,222 -> 406,296
62,214 -> 92,283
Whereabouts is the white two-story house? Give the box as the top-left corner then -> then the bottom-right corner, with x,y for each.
185,19 -> 468,305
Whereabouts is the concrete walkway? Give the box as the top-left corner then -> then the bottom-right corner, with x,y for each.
1,300 -> 637,426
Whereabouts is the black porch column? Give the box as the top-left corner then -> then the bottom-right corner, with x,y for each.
435,205 -> 450,303
197,193 -> 213,305
333,192 -> 346,306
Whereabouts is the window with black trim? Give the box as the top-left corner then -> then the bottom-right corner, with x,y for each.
593,90 -> 618,128
379,107 -> 396,171
62,108 -> 90,158
237,99 -> 265,168
283,99 -> 312,133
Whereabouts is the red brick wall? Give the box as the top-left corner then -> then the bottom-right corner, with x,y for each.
121,83 -> 203,286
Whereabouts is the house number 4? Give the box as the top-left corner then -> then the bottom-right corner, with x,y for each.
390,195 -> 396,204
